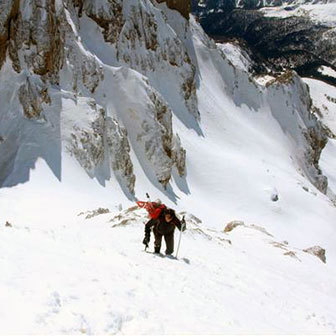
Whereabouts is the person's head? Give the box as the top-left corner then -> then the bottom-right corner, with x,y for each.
164,208 -> 175,222
155,198 -> 162,205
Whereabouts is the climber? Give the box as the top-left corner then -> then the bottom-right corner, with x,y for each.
142,208 -> 185,255
136,198 -> 166,221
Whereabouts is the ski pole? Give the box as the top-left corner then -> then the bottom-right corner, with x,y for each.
144,193 -> 151,252
176,216 -> 185,258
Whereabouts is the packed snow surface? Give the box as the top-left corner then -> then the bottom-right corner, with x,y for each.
1,158 -> 336,334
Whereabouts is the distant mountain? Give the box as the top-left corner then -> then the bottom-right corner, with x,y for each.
192,0 -> 336,84
192,0 -> 335,14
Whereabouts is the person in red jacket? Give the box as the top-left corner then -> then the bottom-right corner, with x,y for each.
136,199 -> 166,220
142,208 -> 185,255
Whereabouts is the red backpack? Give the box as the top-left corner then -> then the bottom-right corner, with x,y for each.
137,201 -> 166,220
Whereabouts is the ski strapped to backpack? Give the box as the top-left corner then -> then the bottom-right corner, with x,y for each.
136,201 -> 166,220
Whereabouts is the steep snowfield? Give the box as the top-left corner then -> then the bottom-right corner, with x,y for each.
304,78 -> 336,135
1,0 -> 336,334
304,77 -> 336,197
1,160 -> 336,334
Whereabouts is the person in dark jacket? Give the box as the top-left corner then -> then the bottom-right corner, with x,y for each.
142,208 -> 185,255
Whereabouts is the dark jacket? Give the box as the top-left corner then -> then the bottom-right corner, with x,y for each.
144,212 -> 183,242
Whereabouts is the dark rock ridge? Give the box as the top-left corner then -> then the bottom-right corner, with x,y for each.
192,0 -> 334,15
192,1 -> 336,86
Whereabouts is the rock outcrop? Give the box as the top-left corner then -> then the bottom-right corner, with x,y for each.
0,0 -> 19,68
157,0 -> 191,19
224,220 -> 245,233
18,78 -> 51,119
303,246 -> 327,263
62,97 -> 136,193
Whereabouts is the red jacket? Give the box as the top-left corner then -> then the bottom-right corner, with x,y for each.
136,201 -> 166,220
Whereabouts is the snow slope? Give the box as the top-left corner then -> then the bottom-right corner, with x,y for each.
0,0 -> 336,334
1,161 -> 336,334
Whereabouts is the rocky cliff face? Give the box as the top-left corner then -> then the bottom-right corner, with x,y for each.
0,0 -> 19,69
0,0 -> 329,196
0,0 -> 194,193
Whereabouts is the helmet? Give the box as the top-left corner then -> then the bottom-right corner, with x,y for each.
155,198 -> 162,205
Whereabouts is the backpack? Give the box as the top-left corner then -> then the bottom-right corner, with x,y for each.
136,201 -> 166,220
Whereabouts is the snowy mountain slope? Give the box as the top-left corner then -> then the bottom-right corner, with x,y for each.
0,0 -> 329,196
304,78 -> 336,138
164,16 -> 336,260
0,0 -> 336,334
303,77 -> 336,198
1,193 -> 336,334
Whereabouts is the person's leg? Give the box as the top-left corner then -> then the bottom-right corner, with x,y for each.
164,232 -> 174,255
153,227 -> 163,253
